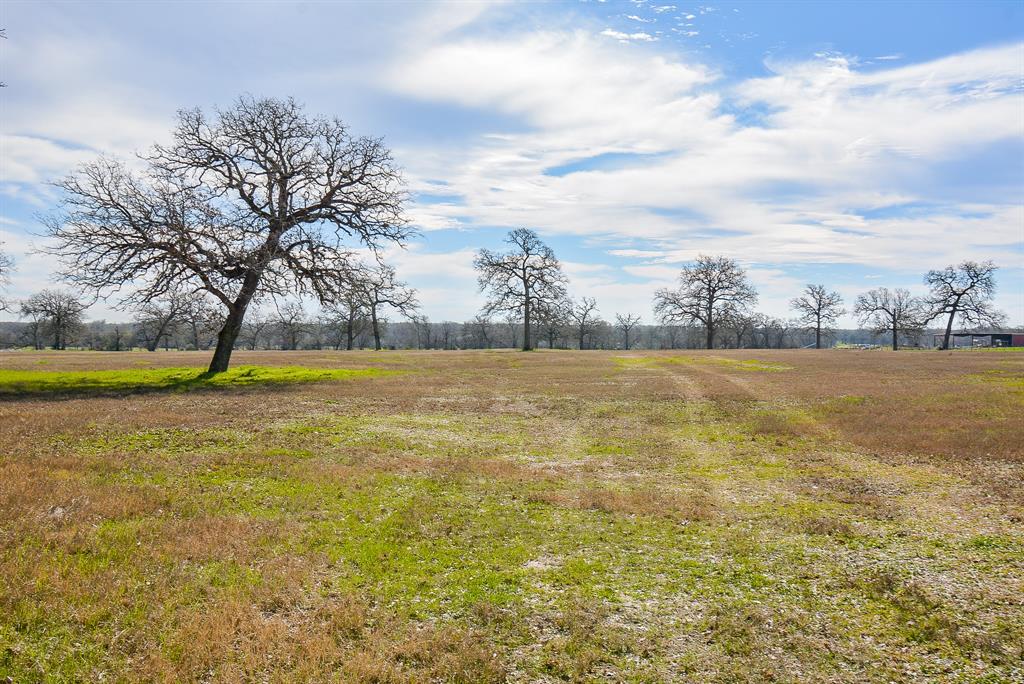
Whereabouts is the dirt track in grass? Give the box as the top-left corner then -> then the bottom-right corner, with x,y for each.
1,348 -> 1022,682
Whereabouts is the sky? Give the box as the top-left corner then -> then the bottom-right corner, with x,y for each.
1,0 -> 1022,327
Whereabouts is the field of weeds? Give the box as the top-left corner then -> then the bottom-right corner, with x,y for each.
1,348 -> 1022,682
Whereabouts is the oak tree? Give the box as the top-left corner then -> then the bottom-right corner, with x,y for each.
854,287 -> 925,351
474,228 -> 567,351
615,313 -> 642,350
790,284 -> 845,349
924,261 -> 1003,350
654,255 -> 757,349
134,292 -> 188,351
44,96 -> 408,373
567,297 -> 600,350
351,263 -> 418,351
20,289 -> 87,350
274,301 -> 308,350
324,290 -> 369,350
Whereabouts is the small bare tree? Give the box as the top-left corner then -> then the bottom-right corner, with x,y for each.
180,292 -> 223,350
43,96 -> 408,373
854,287 -> 926,351
274,301 -> 308,350
924,261 -> 1004,350
324,290 -> 369,350
567,297 -> 600,350
660,324 -> 682,350
412,314 -> 433,350
351,263 -> 418,351
473,228 -> 568,351
0,244 -> 13,311
467,315 -> 492,349
439,321 -> 458,350
537,300 -> 570,349
654,255 -> 758,349
239,309 -> 272,350
134,292 -> 188,351
790,284 -> 845,349
720,310 -> 758,349
615,313 -> 642,350
20,290 -> 87,350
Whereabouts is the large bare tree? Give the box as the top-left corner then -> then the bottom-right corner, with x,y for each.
351,263 -> 418,351
615,313 -> 642,350
654,255 -> 757,349
924,261 -> 1004,350
473,228 -> 568,351
43,96 -> 408,372
20,289 -> 87,350
790,284 -> 845,349
854,287 -> 925,351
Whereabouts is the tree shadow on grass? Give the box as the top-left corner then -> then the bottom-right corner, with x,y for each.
0,365 -> 394,400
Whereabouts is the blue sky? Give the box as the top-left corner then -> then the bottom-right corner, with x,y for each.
1,0 -> 1022,326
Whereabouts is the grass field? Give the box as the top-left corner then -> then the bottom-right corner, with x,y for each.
1,349 -> 1022,683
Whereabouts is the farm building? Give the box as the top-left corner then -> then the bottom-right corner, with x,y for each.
933,332 -> 1024,348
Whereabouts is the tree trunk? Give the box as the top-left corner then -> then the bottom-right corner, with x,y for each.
815,315 -> 822,349
208,305 -> 246,373
705,325 -> 714,350
522,297 -> 532,351
345,313 -> 355,350
892,324 -> 899,351
941,310 -> 956,350
371,306 -> 381,351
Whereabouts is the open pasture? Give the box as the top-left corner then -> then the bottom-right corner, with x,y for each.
1,349 -> 1022,682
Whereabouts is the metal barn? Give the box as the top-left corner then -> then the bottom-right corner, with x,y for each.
934,333 -> 1024,348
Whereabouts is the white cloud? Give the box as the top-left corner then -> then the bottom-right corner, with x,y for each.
599,29 -> 657,42
388,36 -> 1022,271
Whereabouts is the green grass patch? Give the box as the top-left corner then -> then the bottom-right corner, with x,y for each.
0,365 -> 395,397
970,369 -> 1024,391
